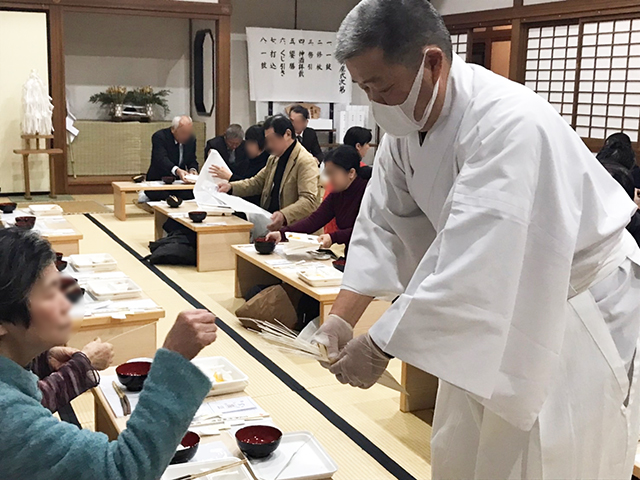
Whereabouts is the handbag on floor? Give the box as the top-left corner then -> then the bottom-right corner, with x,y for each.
236,284 -> 299,332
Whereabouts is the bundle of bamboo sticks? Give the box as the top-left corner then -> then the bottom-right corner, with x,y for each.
241,317 -> 408,395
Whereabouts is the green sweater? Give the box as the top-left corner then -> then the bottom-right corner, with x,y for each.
0,348 -> 211,480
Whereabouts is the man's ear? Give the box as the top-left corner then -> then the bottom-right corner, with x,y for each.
0,323 -> 8,337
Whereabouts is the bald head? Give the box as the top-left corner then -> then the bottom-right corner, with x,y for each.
171,115 -> 193,144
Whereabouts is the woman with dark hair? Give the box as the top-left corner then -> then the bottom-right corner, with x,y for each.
600,161 -> 640,246
343,126 -> 372,159
0,228 -> 218,479
598,132 -> 640,192
210,124 -> 270,205
266,145 -> 368,251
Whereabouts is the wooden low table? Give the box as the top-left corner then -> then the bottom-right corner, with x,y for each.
0,214 -> 83,255
69,304 -> 164,366
66,264 -> 165,365
112,181 -> 195,221
92,366 -> 247,441
153,203 -> 253,272
232,245 -> 438,417
232,244 -> 354,321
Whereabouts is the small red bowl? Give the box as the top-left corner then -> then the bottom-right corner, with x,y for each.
170,431 -> 201,464
162,176 -> 176,185
254,237 -> 276,255
116,361 -> 152,392
188,211 -> 207,223
235,425 -> 282,458
15,216 -> 36,230
0,202 -> 17,214
55,260 -> 68,272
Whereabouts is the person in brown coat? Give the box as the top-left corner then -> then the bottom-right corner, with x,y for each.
219,115 -> 320,231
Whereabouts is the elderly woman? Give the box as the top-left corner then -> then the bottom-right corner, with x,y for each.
0,228 -> 218,479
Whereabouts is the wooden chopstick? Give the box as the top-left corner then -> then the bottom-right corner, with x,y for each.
171,459 -> 247,480
112,381 -> 131,416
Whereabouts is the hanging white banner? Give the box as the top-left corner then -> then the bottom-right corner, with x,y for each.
246,27 -> 352,103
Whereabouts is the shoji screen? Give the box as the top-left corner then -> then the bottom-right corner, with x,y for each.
525,24 -> 579,125
576,19 -> 640,142
451,32 -> 469,61
524,17 -> 640,143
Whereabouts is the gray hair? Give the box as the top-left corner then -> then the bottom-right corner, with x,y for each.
336,0 -> 452,68
225,124 -> 244,140
171,115 -> 192,130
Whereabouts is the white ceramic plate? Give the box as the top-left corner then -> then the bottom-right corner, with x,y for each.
161,458 -> 253,480
249,431 -> 338,480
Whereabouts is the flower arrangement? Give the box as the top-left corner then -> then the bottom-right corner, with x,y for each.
89,85 -> 128,108
128,86 -> 171,116
89,85 -> 171,120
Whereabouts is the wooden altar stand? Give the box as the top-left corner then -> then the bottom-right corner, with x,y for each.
13,134 -> 63,199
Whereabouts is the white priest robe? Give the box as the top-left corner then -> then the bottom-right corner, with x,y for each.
342,54 -> 640,479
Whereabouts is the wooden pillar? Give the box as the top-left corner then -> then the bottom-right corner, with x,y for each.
48,5 -> 68,195
215,15 -> 231,136
509,18 -> 527,84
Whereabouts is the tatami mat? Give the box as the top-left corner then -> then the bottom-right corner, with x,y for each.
63,211 -> 431,479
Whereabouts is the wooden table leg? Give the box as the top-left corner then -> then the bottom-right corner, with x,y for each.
234,254 -> 279,299
113,187 -> 127,221
319,302 -> 334,323
154,210 -> 168,241
400,362 -> 439,419
22,154 -> 31,200
48,154 -> 57,198
94,395 -> 119,441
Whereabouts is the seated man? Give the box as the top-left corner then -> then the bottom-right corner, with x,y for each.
205,124 -> 247,172
210,124 -> 270,206
289,105 -> 324,163
145,115 -> 199,201
219,115 -> 320,231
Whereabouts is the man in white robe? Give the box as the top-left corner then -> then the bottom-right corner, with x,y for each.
313,1 -> 640,478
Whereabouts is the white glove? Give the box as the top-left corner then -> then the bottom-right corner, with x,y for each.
329,334 -> 390,389
311,314 -> 354,364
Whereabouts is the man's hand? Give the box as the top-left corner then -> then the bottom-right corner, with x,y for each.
209,165 -> 232,181
318,234 -> 333,249
48,346 -> 79,371
267,211 -> 286,231
311,314 -> 353,363
175,168 -> 188,182
329,334 -> 389,389
218,182 -> 232,194
189,168 -> 198,175
265,231 -> 283,243
82,339 -> 114,371
163,310 -> 218,360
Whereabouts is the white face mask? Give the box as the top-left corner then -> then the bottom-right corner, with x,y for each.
371,54 -> 440,137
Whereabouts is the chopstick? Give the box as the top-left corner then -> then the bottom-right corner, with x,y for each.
112,381 -> 131,416
171,459 -> 247,480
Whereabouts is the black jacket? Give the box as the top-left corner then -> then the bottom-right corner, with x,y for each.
230,150 -> 271,206
205,135 -> 248,169
146,128 -> 198,181
298,128 -> 324,163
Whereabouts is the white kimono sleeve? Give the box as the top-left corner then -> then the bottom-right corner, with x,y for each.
341,135 -> 436,300
368,115 -> 579,430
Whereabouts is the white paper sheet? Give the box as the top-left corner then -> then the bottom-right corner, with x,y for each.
200,149 -> 233,186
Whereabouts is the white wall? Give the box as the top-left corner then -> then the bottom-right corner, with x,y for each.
431,0 -> 514,15
0,11 -> 49,194
64,13 -> 190,121
229,0 -> 366,129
